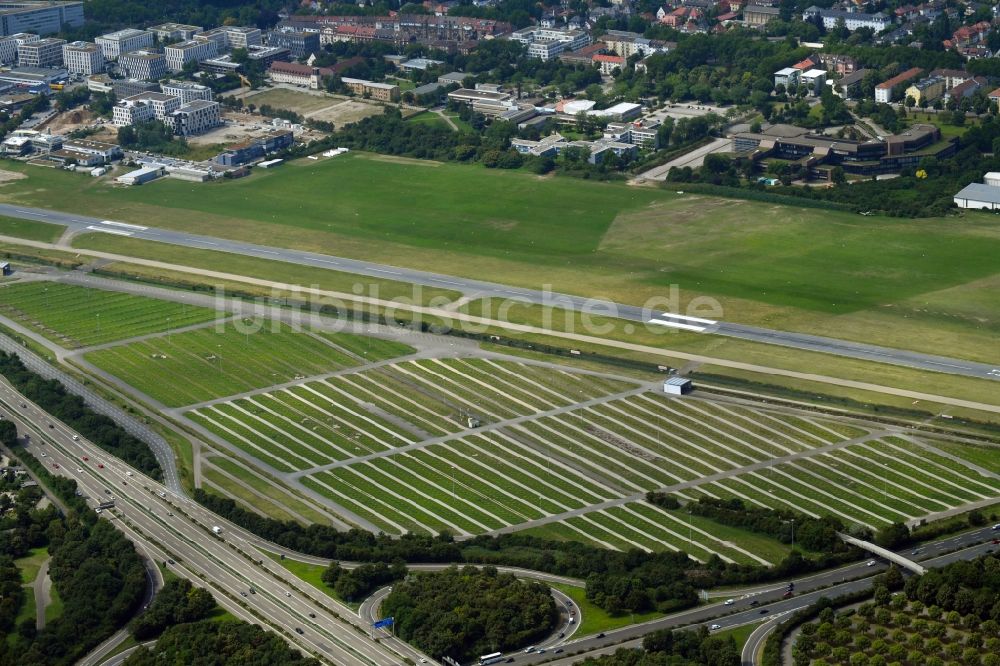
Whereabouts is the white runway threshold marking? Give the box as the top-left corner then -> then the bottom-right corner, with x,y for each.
101,220 -> 148,231
646,311 -> 718,333
86,225 -> 133,237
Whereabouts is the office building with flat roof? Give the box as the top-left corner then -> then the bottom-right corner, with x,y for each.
118,49 -> 166,81
16,36 -> 62,67
0,1 -> 82,36
96,28 -> 153,60
62,40 -> 103,74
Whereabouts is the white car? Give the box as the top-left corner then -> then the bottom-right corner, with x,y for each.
71,435 -> 79,441
40,452 -> 46,457
126,471 -> 133,477
710,624 -> 722,630
76,467 -> 83,473
867,560 -> 877,567
724,599 -> 735,606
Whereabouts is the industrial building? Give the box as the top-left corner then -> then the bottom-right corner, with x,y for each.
116,165 -> 164,185
197,25 -> 261,51
0,1 -> 82,37
953,174 -> 1000,209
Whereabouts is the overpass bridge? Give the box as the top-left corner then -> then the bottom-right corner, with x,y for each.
840,534 -> 926,575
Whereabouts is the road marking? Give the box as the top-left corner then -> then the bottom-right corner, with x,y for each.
195,241 -> 219,246
647,318 -> 706,333
367,268 -> 401,275
658,312 -> 718,325
85,225 -> 133,237
102,220 -> 148,231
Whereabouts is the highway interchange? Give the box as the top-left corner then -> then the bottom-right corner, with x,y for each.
4,375 -> 1000,665
1,203 -> 998,383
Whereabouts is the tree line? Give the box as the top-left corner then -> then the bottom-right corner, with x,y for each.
124,619 -> 319,666
321,560 -> 406,602
579,626 -> 739,666
0,451 -> 147,665
194,489 -> 858,618
381,565 -> 557,662
0,352 -> 162,479
663,496 -> 849,554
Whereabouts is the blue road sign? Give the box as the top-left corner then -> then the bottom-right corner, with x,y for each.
373,617 -> 394,629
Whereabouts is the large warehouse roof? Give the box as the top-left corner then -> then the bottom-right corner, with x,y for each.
955,182 -> 1000,204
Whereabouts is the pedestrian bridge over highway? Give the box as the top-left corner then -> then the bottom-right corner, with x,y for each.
840,534 -> 926,575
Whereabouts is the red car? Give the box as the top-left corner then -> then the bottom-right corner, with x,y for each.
52,463 -> 59,469
97,463 -> 104,469
82,456 -> 89,461
992,539 -> 999,545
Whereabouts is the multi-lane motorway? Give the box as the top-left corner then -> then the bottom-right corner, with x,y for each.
5,375 -> 1000,666
1,203 -> 997,383
0,379 -> 429,666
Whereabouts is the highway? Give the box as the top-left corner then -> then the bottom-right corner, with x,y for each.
1,203 -> 997,383
5,375 -> 1000,665
0,379 -> 431,666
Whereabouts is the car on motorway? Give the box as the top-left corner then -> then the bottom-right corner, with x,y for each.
295,628 -> 303,635
724,598 -> 734,605
126,471 -> 133,477
596,633 -> 605,639
52,463 -> 59,469
39,452 -> 45,457
992,539 -> 999,545
759,609 -> 769,614
505,658 -> 514,663
248,588 -> 255,594
524,647 -> 534,654
555,649 -> 563,654
76,467 -> 82,472
992,524 -> 1000,531
97,463 -> 104,469
710,624 -> 721,630
782,591 -> 793,599
240,592 -> 247,597
82,456 -> 88,461
72,435 -> 78,441
911,549 -> 921,555
308,613 -> 315,619
286,592 -> 291,597
48,423 -> 53,429
750,600 -> 760,606
867,560 -> 877,567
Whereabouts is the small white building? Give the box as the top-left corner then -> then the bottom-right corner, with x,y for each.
663,377 -> 693,395
116,165 -> 163,185
953,182 -> 1000,210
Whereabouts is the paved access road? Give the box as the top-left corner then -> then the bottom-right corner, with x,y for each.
2,204 -> 998,383
0,380 -> 430,666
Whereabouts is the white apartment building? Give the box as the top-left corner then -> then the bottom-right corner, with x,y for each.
196,25 -> 261,51
164,39 -> 217,72
510,26 -> 590,60
0,35 -> 19,64
62,41 -> 104,75
118,50 -> 166,81
96,28 -> 153,60
17,36 -> 62,67
112,97 -> 155,126
161,79 -> 212,103
147,22 -> 202,42
170,99 -> 220,135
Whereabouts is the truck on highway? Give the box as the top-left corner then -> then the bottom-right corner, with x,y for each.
212,526 -> 223,535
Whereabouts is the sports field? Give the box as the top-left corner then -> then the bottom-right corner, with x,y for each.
0,155 -> 992,364
0,281 -> 218,347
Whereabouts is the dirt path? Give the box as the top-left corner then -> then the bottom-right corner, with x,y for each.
33,557 -> 51,630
